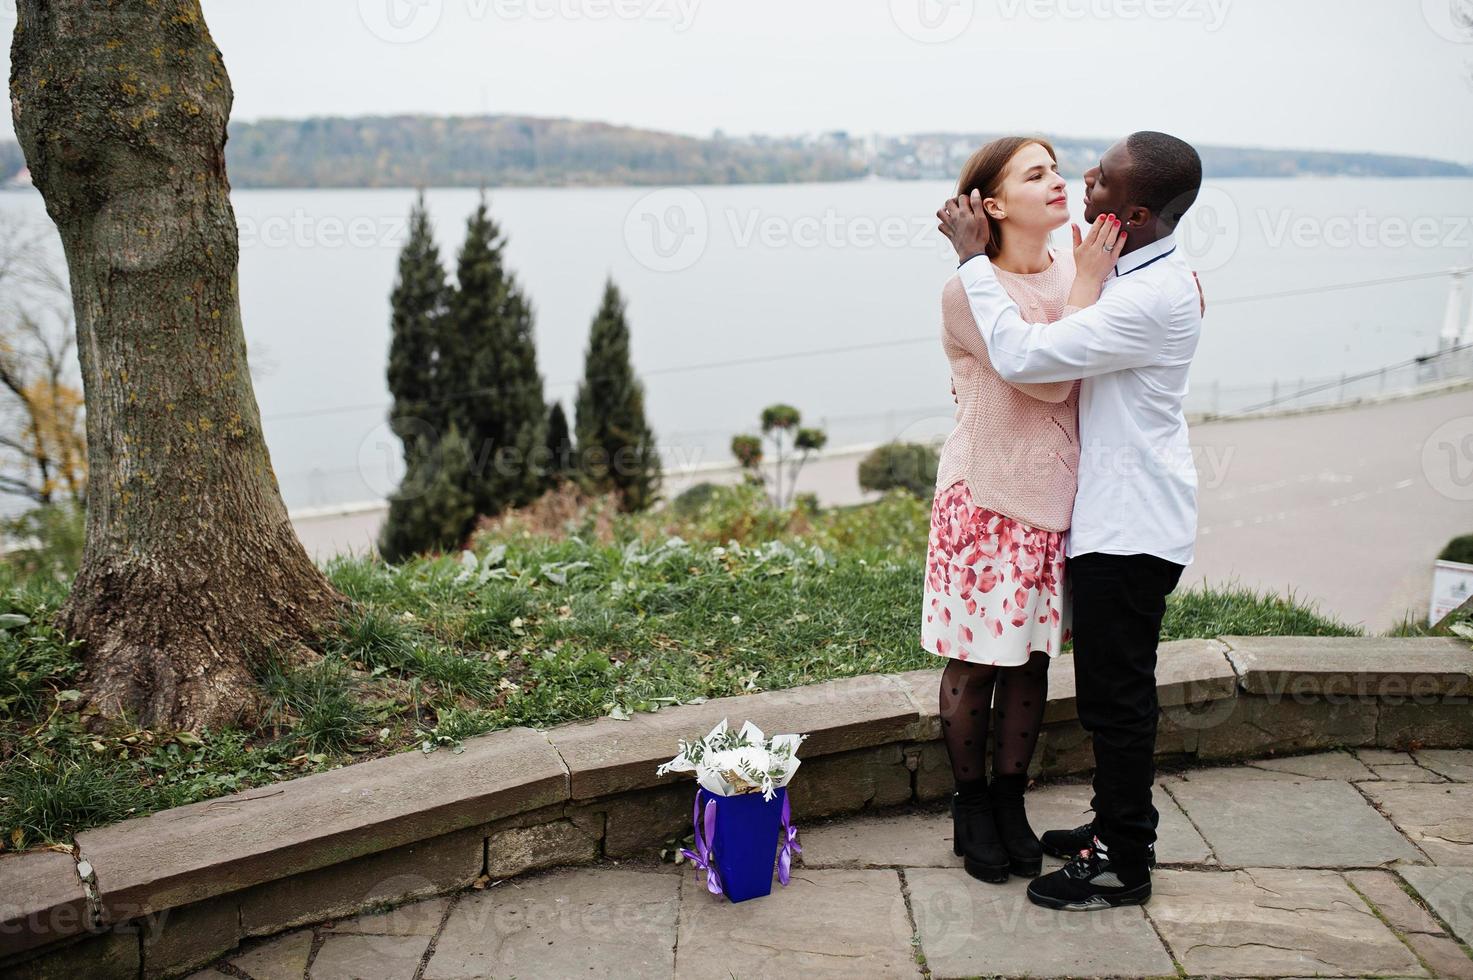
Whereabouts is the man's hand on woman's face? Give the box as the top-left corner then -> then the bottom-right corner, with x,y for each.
937,189 -> 991,261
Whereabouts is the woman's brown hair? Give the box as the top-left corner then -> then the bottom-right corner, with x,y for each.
954,136 -> 1058,259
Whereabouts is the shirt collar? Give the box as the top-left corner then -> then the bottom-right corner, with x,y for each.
1109,233 -> 1177,280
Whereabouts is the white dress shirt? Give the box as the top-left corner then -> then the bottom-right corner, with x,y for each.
956,233 -> 1202,566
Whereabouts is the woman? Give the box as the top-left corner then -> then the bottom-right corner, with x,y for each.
923,136 -> 1122,884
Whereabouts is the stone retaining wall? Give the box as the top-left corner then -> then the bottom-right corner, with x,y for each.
2,635 -> 1469,979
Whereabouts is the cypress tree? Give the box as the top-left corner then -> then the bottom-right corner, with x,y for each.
573,278 -> 660,512
450,191 -> 548,516
381,189 -> 461,559
378,424 -> 478,563
385,189 -> 449,447
545,400 -> 575,487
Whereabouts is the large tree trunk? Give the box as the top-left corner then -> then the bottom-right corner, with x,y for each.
10,1 -> 346,731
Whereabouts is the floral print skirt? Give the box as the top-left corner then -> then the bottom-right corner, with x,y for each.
922,480 -> 1072,666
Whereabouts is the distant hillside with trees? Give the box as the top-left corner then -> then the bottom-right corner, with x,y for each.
222,114 -> 864,188
0,114 -> 1467,189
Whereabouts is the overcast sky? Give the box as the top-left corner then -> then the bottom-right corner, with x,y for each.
4,0 -> 1472,163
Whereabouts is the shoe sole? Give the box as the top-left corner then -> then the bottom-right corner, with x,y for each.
962,855 -> 1010,884
954,837 -> 1036,872
1025,883 -> 1151,911
953,841 -> 1011,884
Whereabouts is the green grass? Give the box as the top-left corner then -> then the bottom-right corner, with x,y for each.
0,484 -> 1376,852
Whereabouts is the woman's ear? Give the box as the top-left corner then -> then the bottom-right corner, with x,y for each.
983,196 -> 1005,220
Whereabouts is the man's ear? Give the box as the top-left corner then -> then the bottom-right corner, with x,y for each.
1125,205 -> 1151,229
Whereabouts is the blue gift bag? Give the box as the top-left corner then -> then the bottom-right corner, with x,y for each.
683,785 -> 800,903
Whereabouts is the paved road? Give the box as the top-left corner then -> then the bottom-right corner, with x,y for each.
292,386 -> 1473,634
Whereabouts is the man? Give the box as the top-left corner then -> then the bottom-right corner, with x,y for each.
936,131 -> 1204,911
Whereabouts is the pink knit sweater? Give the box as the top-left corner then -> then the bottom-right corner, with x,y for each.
933,248 -> 1081,533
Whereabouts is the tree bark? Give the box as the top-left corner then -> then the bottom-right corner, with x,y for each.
10,1 -> 346,731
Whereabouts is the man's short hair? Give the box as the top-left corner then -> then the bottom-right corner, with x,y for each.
1124,131 -> 1202,231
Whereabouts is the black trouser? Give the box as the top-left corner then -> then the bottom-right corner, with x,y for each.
1068,551 -> 1185,871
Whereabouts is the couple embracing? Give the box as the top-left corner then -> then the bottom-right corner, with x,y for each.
922,131 -> 1205,911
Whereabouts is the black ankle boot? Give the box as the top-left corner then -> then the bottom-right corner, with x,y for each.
988,781 -> 1043,877
950,792 -> 1010,883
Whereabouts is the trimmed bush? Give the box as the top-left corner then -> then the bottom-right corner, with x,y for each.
858,441 -> 940,498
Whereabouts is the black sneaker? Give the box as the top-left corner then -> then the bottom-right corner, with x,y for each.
1040,822 -> 1157,868
1039,821 -> 1095,861
1026,841 -> 1151,911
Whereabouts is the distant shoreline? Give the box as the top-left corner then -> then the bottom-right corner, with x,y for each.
3,114 -> 1468,190
7,173 -> 1473,197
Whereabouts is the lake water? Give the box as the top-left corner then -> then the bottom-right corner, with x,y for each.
3,176 -> 1471,510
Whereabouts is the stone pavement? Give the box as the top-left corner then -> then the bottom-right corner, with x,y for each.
188,749 -> 1473,980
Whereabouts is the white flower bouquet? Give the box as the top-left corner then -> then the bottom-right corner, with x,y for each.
655,718 -> 808,902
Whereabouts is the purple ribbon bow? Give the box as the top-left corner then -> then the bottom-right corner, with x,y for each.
777,791 -> 802,886
679,792 -> 723,895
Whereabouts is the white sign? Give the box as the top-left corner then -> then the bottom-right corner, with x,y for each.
1430,559 -> 1473,624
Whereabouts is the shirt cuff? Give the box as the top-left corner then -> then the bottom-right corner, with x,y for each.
956,253 -> 995,287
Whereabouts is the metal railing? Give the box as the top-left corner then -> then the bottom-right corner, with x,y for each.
1193,343 -> 1473,419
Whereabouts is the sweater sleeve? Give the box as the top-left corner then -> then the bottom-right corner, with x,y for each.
942,278 -> 1073,404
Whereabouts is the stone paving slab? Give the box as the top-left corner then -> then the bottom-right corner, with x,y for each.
1405,931 -> 1473,979
1414,749 -> 1473,782
795,806 -> 970,869
1362,783 -> 1473,866
675,868 -> 916,979
1147,868 -> 1426,977
1035,779 -> 1214,865
1399,866 -> 1473,947
1248,750 -> 1376,780
311,932 -> 432,980
226,928 -> 313,980
1346,869 -> 1446,935
423,867 -> 680,979
1164,766 -> 1426,867
1356,749 -> 1449,782
906,866 -> 1175,978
